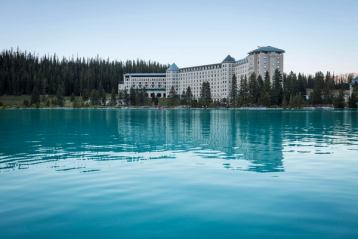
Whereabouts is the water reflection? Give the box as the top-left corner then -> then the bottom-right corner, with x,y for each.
0,109 -> 357,173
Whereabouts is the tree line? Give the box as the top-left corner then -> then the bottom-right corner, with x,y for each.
127,69 -> 355,108
0,48 -> 168,96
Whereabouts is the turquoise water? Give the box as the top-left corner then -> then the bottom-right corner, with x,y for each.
1,109 -> 358,239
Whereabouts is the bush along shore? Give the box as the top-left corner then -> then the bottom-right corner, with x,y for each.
0,49 -> 357,109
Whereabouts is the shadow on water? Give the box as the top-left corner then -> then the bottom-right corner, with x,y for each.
0,109 -> 357,173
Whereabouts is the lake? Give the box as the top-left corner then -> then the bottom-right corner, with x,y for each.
1,109 -> 358,239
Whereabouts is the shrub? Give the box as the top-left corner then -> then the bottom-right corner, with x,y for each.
23,100 -> 30,107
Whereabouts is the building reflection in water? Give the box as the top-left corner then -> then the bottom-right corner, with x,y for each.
116,109 -> 284,173
1,109 -> 357,172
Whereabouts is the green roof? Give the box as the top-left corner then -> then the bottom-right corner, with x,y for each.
248,46 -> 285,54
222,55 -> 236,63
167,63 -> 179,71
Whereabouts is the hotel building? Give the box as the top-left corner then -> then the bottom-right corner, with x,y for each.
118,46 -> 285,101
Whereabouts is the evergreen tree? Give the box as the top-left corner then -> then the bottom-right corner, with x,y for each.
70,93 -> 75,102
333,90 -> 345,108
239,76 -> 248,106
257,75 -> 264,91
307,75 -> 314,89
271,69 -> 283,106
310,72 -> 324,105
82,89 -> 90,101
151,95 -> 159,106
110,89 -> 117,106
200,82 -> 212,107
297,73 -> 307,96
283,72 -> 298,103
310,90 -> 322,105
322,72 -> 334,104
123,89 -> 129,105
258,71 -> 271,106
98,83 -> 106,105
248,73 -> 259,104
30,84 -> 40,106
137,88 -> 146,105
288,94 -> 305,108
23,99 -> 30,107
185,86 -> 193,102
264,71 -> 271,92
129,87 -> 136,106
90,89 -> 99,105
56,84 -> 65,106
180,90 -> 186,104
230,74 -> 238,106
168,86 -> 178,99
348,92 -> 357,108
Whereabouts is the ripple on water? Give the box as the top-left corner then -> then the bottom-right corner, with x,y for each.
1,109 -> 358,238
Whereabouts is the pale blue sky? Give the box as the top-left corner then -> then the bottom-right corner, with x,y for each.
0,0 -> 357,74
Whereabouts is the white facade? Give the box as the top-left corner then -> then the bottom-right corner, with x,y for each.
118,46 -> 285,100
119,73 -> 167,98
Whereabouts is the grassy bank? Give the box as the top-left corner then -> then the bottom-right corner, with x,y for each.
0,94 -> 349,109
0,95 -> 90,108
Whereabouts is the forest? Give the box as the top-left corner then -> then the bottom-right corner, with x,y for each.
0,48 -> 168,96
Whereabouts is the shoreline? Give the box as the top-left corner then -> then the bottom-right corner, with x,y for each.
0,106 -> 353,110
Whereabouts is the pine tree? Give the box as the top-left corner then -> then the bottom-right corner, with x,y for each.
56,84 -> 65,106
322,71 -> 334,104
333,90 -> 345,108
297,73 -> 307,96
348,92 -> 357,109
167,86 -> 178,106
185,86 -> 193,102
99,83 -> 106,105
123,89 -> 129,105
271,69 -> 283,106
137,88 -> 145,105
82,89 -> 90,101
258,71 -> 271,106
239,75 -> 248,106
181,90 -> 186,103
289,94 -> 305,108
248,73 -> 259,104
151,95 -> 158,106
30,84 -> 40,106
230,74 -> 238,106
257,75 -> 264,91
264,71 -> 271,92
70,93 -> 75,102
110,89 -> 117,106
310,72 -> 324,105
129,87 -> 136,106
168,86 -> 178,99
200,82 -> 212,107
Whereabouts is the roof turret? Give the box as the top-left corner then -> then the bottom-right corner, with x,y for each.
248,46 -> 285,54
222,55 -> 236,63
167,63 -> 179,71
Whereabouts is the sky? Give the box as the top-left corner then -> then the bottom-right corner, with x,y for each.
0,0 -> 357,74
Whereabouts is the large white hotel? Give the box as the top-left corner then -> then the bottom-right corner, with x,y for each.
118,46 -> 285,101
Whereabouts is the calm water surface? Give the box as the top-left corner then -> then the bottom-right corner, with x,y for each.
1,109 -> 358,239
